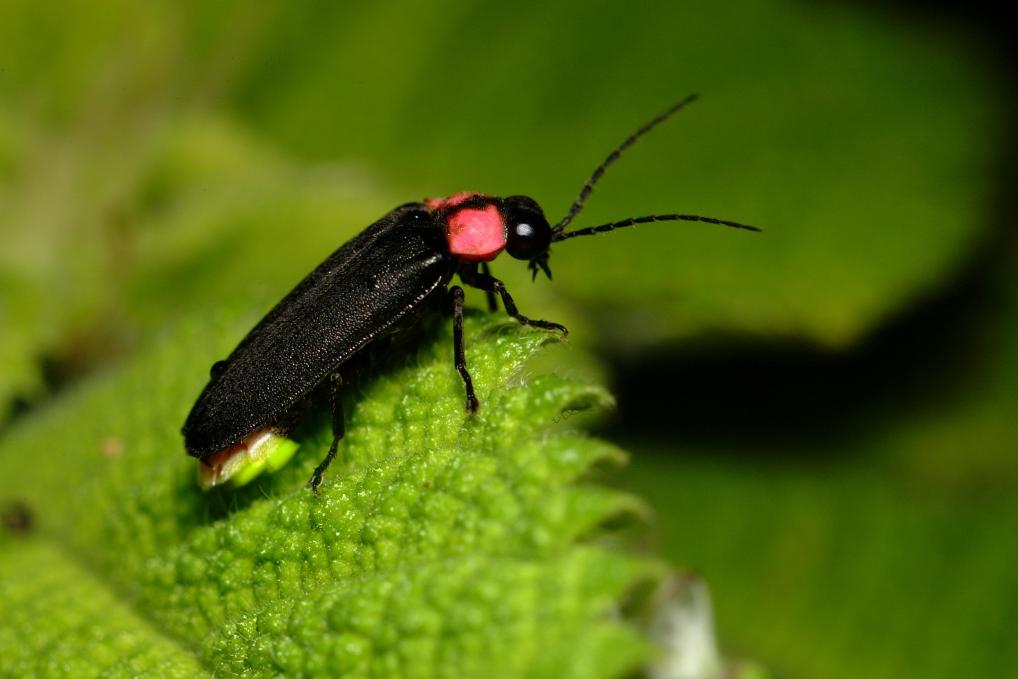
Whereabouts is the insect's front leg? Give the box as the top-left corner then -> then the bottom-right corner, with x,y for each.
459,269 -> 568,336
479,262 -> 499,312
449,285 -> 480,413
308,372 -> 345,492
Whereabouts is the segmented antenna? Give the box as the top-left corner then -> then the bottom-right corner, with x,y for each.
552,213 -> 760,243
552,94 -> 699,236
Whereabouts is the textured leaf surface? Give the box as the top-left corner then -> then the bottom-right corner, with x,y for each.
0,314 -> 657,677
0,541 -> 205,678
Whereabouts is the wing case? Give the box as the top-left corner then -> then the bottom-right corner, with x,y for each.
182,203 -> 454,457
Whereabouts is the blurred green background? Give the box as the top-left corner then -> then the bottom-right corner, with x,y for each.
0,1 -> 1013,677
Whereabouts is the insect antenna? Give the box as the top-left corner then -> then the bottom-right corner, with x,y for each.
552,213 -> 760,243
552,94 -> 700,236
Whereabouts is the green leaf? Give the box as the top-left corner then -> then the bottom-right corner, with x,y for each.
0,313 -> 659,677
0,540 -> 206,678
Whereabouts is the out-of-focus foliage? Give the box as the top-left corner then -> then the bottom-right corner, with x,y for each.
0,0 -> 1011,676
618,266 -> 1018,678
0,0 -> 1002,408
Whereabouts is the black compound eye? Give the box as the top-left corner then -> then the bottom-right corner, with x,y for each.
503,198 -> 551,260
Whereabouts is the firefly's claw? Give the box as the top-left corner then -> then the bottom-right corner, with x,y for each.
307,471 -> 324,494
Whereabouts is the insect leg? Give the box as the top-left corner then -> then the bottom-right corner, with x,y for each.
460,270 -> 568,336
480,262 -> 499,312
450,285 -> 480,413
308,373 -> 345,492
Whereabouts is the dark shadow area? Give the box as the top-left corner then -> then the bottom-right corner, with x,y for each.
1,499 -> 34,536
849,0 -> 1018,39
598,113 -> 1017,457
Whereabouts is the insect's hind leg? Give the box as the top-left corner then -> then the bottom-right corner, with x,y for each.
449,285 -> 480,413
308,373 -> 345,493
459,270 -> 568,336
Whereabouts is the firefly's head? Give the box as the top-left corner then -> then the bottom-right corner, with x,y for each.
501,195 -> 554,280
